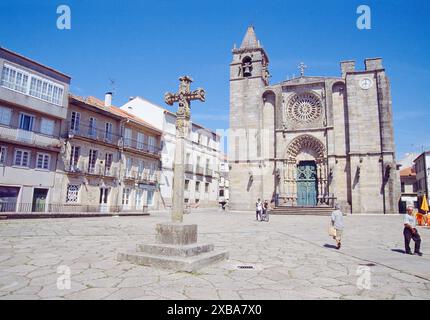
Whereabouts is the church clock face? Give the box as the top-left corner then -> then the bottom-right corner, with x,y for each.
360,78 -> 373,90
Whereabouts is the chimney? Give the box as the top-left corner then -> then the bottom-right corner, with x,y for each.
364,58 -> 383,71
104,92 -> 112,107
340,60 -> 355,78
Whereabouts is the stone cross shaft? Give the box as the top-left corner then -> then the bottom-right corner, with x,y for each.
164,76 -> 205,223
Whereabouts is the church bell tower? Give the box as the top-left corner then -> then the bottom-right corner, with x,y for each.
228,26 -> 271,211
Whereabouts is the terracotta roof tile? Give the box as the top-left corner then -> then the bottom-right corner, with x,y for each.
400,166 -> 416,177
70,94 -> 161,134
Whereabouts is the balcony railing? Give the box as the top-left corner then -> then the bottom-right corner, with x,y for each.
67,122 -> 120,145
123,169 -> 159,182
65,162 -> 119,178
0,202 -> 148,214
185,164 -> 194,173
123,169 -> 138,180
0,123 -> 61,149
121,138 -> 161,156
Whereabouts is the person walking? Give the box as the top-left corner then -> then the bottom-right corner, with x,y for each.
256,198 -> 263,221
404,206 -> 423,256
330,204 -> 344,250
262,200 -> 270,222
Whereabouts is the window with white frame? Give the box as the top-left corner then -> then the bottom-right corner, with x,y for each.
88,149 -> 98,173
124,128 -> 132,147
105,153 -> 113,172
29,75 -> 64,106
138,160 -> 145,177
205,182 -> 210,193
0,146 -> 6,164
105,122 -> 113,142
36,153 -> 50,170
148,136 -> 156,152
137,132 -> 145,150
1,64 -> 64,106
126,157 -> 133,177
70,146 -> 80,169
135,189 -> 143,209
1,64 -> 28,93
0,106 -> 11,125
40,118 -> 54,136
88,117 -> 97,138
70,111 -> 80,132
148,162 -> 155,176
147,190 -> 154,206
14,149 -> 30,167
122,188 -> 131,206
66,184 -> 80,203
19,113 -> 35,131
105,153 -> 113,175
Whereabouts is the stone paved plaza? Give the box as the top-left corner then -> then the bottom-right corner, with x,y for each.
0,210 -> 429,300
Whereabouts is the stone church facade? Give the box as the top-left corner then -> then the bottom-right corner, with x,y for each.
228,27 -> 400,214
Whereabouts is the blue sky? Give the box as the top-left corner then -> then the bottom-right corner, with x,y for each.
0,0 -> 429,160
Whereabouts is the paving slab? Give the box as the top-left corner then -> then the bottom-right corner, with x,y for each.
0,210 -> 429,299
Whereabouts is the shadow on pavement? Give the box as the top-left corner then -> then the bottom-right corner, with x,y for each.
391,249 -> 406,254
323,244 -> 338,249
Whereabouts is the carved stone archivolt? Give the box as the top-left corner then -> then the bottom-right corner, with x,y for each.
278,134 -> 328,206
285,134 -> 326,162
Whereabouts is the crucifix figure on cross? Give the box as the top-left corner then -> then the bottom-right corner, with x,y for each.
164,76 -> 205,223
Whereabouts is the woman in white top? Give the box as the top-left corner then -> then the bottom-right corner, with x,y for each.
331,204 -> 344,249
404,206 -> 423,256
256,199 -> 263,221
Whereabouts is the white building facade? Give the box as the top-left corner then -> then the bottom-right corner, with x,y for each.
0,47 -> 70,212
218,155 -> 230,206
414,151 -> 430,210
122,97 -> 221,208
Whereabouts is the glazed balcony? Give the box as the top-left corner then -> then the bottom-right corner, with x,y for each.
0,123 -> 61,151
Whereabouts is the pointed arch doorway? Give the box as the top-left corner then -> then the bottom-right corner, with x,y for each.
279,134 -> 328,207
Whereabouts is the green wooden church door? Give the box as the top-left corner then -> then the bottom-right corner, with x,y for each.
297,161 -> 318,206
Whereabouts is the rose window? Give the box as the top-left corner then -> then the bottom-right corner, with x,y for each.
287,92 -> 322,124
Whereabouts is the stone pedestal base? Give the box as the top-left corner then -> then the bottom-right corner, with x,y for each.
117,223 -> 228,272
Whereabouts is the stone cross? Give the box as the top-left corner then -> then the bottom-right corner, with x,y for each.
298,62 -> 307,77
165,76 -> 205,223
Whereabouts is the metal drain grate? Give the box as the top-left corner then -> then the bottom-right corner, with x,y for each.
237,265 -> 255,269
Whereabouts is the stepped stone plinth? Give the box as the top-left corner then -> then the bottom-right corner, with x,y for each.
117,223 -> 229,272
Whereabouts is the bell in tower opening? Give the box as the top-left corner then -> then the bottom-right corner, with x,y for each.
242,56 -> 253,77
